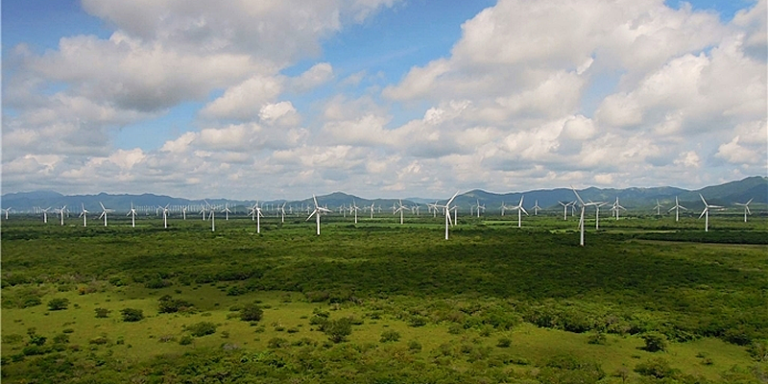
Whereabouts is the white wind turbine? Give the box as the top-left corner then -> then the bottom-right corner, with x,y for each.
200,205 -> 208,221
653,200 -> 663,215
500,202 -> 508,216
42,207 -> 51,223
558,201 -> 571,221
393,200 -> 407,225
128,203 -> 138,228
307,195 -> 331,235
182,206 -> 188,220
435,191 -> 460,240
610,197 -> 626,220
98,202 -> 113,227
698,194 -> 721,232
734,198 -> 753,223
474,200 -> 485,217
350,200 -> 360,224
279,202 -> 286,223
3,207 -> 11,220
508,196 -> 528,228
222,204 -> 231,221
667,196 -> 687,222
159,204 -> 170,228
369,203 -> 376,219
428,201 -> 439,218
208,203 -> 217,232
79,204 -> 88,227
593,202 -> 606,230
248,203 -> 264,233
56,205 -> 67,226
572,187 -> 598,246
532,200 -> 542,216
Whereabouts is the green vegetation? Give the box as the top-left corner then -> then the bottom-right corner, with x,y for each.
1,215 -> 767,382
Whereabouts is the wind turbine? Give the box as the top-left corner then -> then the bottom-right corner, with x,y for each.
181,206 -> 187,220
653,200 -> 663,215
159,204 -> 170,228
428,201 -> 439,218
248,203 -> 264,233
394,200 -> 407,225
572,187 -> 598,246
279,202 -> 286,223
200,205 -> 208,220
610,197 -> 626,220
222,204 -> 231,220
307,195 -> 331,235
558,201 -> 571,221
698,194 -> 721,232
350,200 -> 360,224
667,196 -> 687,222
593,202 -> 606,230
98,202 -> 112,227
208,203 -> 217,232
3,207 -> 11,220
532,200 -> 541,216
79,204 -> 88,227
508,196 -> 528,228
500,202 -> 508,216
128,203 -> 138,227
474,200 -> 485,218
369,203 -> 376,219
734,198 -> 753,223
56,205 -> 67,225
435,191 -> 460,240
42,207 -> 51,223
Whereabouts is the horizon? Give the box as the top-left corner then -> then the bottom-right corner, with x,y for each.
2,0 -> 766,200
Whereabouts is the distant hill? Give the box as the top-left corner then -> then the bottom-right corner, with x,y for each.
2,176 -> 765,213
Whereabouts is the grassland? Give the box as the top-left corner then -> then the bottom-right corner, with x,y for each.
1,213 -> 767,383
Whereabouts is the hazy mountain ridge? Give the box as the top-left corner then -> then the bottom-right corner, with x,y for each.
2,176 -> 765,213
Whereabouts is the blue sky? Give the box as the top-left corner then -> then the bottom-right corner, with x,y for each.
2,0 -> 766,200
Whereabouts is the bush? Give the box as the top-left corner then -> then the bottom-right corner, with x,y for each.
187,321 -> 217,337
267,337 -> 290,349
179,335 -> 193,345
641,332 -> 667,352
53,333 -> 70,344
240,303 -> 264,322
634,357 -> 677,379
380,330 -> 401,343
408,340 -> 422,352
408,315 -> 427,327
47,298 -> 69,311
94,308 -> 111,318
89,335 -> 109,345
497,337 -> 512,348
120,308 -> 144,322
158,295 -> 193,313
321,318 -> 353,343
748,340 -> 768,362
587,331 -> 607,345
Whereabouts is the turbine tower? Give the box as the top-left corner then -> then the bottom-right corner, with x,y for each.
79,204 -> 88,227
42,207 -> 51,223
56,205 -> 67,225
558,201 -> 571,221
222,204 -> 231,220
394,200 -> 407,225
159,204 -> 170,228
500,202 -> 508,216
435,191 -> 460,240
698,194 -> 721,232
181,206 -> 188,220
306,195 -> 331,235
208,203 -> 217,232
532,200 -> 541,216
369,203 -> 376,219
279,202 -> 286,223
128,203 -> 138,228
593,202 -> 606,230
248,203 -> 264,233
610,197 -> 626,220
98,202 -> 112,227
667,196 -> 687,222
3,207 -> 11,220
653,200 -> 663,215
350,200 -> 360,224
509,196 -> 528,228
572,187 -> 598,246
734,198 -> 753,223
474,200 -> 485,218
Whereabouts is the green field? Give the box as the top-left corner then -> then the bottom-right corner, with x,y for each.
2,214 -> 767,383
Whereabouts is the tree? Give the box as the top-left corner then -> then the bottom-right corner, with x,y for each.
240,303 -> 264,322
321,318 -> 353,343
120,308 -> 144,322
47,298 -> 69,311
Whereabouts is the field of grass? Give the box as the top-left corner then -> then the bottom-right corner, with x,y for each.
2,213 -> 767,383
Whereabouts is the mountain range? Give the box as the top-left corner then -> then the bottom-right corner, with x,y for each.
1,176 -> 765,213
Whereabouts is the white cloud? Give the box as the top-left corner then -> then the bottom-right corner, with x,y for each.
290,63 -> 334,92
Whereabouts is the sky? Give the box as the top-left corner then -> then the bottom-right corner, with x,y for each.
2,0 -> 766,200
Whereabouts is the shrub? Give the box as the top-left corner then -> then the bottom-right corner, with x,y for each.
145,278 -> 171,289
120,308 -> 144,322
53,333 -> 70,344
23,297 -> 42,308
497,337 -> 512,348
321,318 -> 353,343
408,315 -> 427,327
587,331 -> 607,345
240,303 -> 264,322
47,298 -> 69,311
187,321 -> 217,337
448,323 -> 463,335
641,332 -> 667,352
158,295 -> 193,313
634,357 -> 677,379
179,335 -> 193,345
748,340 -> 768,362
380,330 -> 401,343
89,335 -> 109,345
268,337 -> 290,349
94,308 -> 111,318
408,340 -> 422,352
